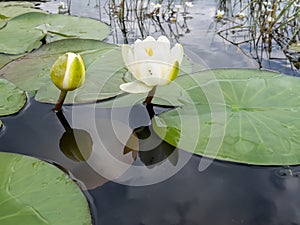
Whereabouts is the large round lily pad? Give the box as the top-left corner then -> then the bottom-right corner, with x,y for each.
152,69 -> 300,165
0,152 -> 91,225
0,78 -> 26,116
0,12 -> 110,54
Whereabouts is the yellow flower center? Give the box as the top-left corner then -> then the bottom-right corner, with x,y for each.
145,48 -> 153,56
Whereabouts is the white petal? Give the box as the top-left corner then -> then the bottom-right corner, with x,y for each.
153,36 -> 171,62
122,44 -> 141,79
122,44 -> 134,67
170,43 -> 184,65
141,76 -> 169,86
144,36 -> 156,42
157,36 -> 170,44
120,80 -> 153,93
138,61 -> 163,81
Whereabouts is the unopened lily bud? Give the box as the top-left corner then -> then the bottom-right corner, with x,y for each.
50,52 -> 85,91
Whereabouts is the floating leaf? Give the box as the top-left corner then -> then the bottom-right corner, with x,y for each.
0,12 -> 110,54
153,69 -> 300,165
0,78 -> 26,116
0,152 -> 91,225
0,53 -> 23,70
0,1 -> 44,20
0,39 -> 125,103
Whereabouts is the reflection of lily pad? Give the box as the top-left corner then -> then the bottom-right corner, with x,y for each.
0,39 -> 125,103
0,152 -> 91,225
0,12 -> 110,54
0,78 -> 26,116
153,69 -> 300,165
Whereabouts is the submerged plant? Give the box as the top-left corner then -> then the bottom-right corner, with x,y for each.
120,35 -> 184,104
50,52 -> 85,111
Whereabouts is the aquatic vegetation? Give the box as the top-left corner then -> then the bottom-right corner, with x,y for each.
214,0 -> 300,70
120,35 -> 184,94
50,52 -> 85,111
0,78 -> 26,117
0,152 -> 92,225
153,69 -> 300,165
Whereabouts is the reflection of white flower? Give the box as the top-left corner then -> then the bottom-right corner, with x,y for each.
151,2 -> 162,9
120,36 -> 184,93
216,10 -> 224,19
236,12 -> 245,19
185,2 -> 194,8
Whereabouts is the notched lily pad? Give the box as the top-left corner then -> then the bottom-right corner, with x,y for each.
0,152 -> 92,225
153,69 -> 300,165
0,12 -> 110,54
0,78 -> 26,116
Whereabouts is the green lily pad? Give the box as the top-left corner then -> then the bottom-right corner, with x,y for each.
0,1 -> 44,20
0,120 -> 2,129
153,69 -> 300,165
0,53 -> 24,70
0,39 -> 125,103
0,78 -> 26,116
0,12 -> 110,54
0,152 -> 91,225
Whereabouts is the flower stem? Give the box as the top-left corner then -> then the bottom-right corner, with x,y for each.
143,86 -> 157,105
53,90 -> 68,111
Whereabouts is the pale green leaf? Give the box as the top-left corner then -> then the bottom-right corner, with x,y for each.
0,39 -> 125,103
0,78 -> 26,116
0,12 -> 110,54
0,1 -> 45,20
0,152 -> 91,225
153,69 -> 300,165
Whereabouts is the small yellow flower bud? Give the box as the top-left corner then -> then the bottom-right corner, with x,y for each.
50,52 -> 85,91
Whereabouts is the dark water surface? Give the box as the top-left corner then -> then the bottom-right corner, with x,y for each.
1,0 -> 300,224
1,98 -> 300,225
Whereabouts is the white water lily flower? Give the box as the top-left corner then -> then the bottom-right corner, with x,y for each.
120,36 -> 184,93
185,2 -> 194,8
236,12 -> 245,19
175,4 -> 182,10
50,52 -> 85,91
151,2 -> 162,9
216,10 -> 224,19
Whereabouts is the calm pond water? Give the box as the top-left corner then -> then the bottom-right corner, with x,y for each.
1,0 -> 300,224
